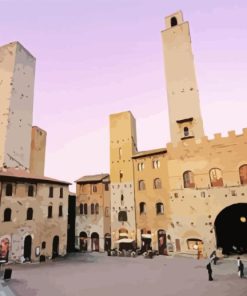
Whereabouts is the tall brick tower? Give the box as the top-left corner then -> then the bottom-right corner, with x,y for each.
0,42 -> 36,168
161,11 -> 204,144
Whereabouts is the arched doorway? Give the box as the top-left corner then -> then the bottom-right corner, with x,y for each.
91,232 -> 99,252
104,233 -> 111,251
52,236 -> 59,258
24,235 -> 32,261
79,232 -> 88,251
215,203 -> 247,255
141,230 -> 152,253
158,229 -> 167,255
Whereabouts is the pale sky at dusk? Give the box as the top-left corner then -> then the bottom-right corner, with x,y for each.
1,0 -> 247,191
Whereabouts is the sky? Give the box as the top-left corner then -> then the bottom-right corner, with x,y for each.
1,0 -> 247,191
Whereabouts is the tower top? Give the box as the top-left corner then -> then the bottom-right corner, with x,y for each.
164,11 -> 184,29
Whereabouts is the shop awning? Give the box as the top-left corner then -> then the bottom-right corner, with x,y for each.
115,238 -> 135,244
119,233 -> 128,237
141,234 -> 152,239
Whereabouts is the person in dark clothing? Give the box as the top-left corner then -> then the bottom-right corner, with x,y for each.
238,258 -> 244,278
206,262 -> 213,281
240,261 -> 244,278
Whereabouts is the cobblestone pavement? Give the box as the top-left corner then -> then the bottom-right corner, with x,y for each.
2,253 -> 247,296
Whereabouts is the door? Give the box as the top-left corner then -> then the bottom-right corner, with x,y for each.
158,230 -> 167,255
24,235 -> 32,261
52,236 -> 59,258
175,239 -> 181,252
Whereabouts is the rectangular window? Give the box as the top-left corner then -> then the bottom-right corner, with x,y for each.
104,183 -> 109,191
59,205 -> 63,217
59,187 -> 63,198
92,185 -> 97,193
28,185 -> 34,197
5,184 -> 13,196
48,206 -> 52,218
49,187 -> 53,198
105,207 -> 110,217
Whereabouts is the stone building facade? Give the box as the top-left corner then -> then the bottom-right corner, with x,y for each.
0,41 -> 70,263
109,11 -> 247,258
0,168 -> 70,262
75,174 -> 111,252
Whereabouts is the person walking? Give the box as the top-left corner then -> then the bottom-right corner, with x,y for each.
237,257 -> 244,278
206,262 -> 213,281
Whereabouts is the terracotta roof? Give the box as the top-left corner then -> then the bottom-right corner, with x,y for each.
0,167 -> 71,185
75,173 -> 109,183
132,148 -> 167,159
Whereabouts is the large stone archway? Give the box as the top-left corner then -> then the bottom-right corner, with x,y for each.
215,203 -> 247,255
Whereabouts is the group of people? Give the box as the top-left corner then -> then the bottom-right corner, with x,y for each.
206,254 -> 245,281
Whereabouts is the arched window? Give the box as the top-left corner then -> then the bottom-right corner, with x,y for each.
4,208 -> 11,222
171,16 -> 178,27
138,180 -> 145,191
59,205 -> 63,217
209,168 -> 223,187
5,184 -> 12,196
139,202 -> 146,215
118,211 -> 127,222
95,203 -> 99,215
183,171 -> 195,188
80,203 -> 84,215
92,185 -> 97,193
41,241 -> 46,249
156,203 -> 164,215
28,185 -> 34,197
138,162 -> 145,171
153,160 -> 160,169
184,127 -> 189,137
84,203 -> 88,215
239,165 -> 247,185
48,205 -> 53,218
26,208 -> 33,220
154,178 -> 162,189
91,203 -> 95,214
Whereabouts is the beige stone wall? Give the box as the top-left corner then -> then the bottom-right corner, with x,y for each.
29,126 -> 47,176
75,181 -> 110,252
165,130 -> 247,257
0,42 -> 35,168
0,178 -> 69,262
161,11 -> 204,144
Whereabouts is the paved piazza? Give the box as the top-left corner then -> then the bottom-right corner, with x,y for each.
1,253 -> 247,296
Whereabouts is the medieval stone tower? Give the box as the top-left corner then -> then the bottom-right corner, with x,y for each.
161,11 -> 205,144
0,42 -> 36,169
110,111 -> 138,244
29,126 -> 47,175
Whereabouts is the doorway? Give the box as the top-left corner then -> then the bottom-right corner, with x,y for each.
24,235 -> 32,261
52,236 -> 59,258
